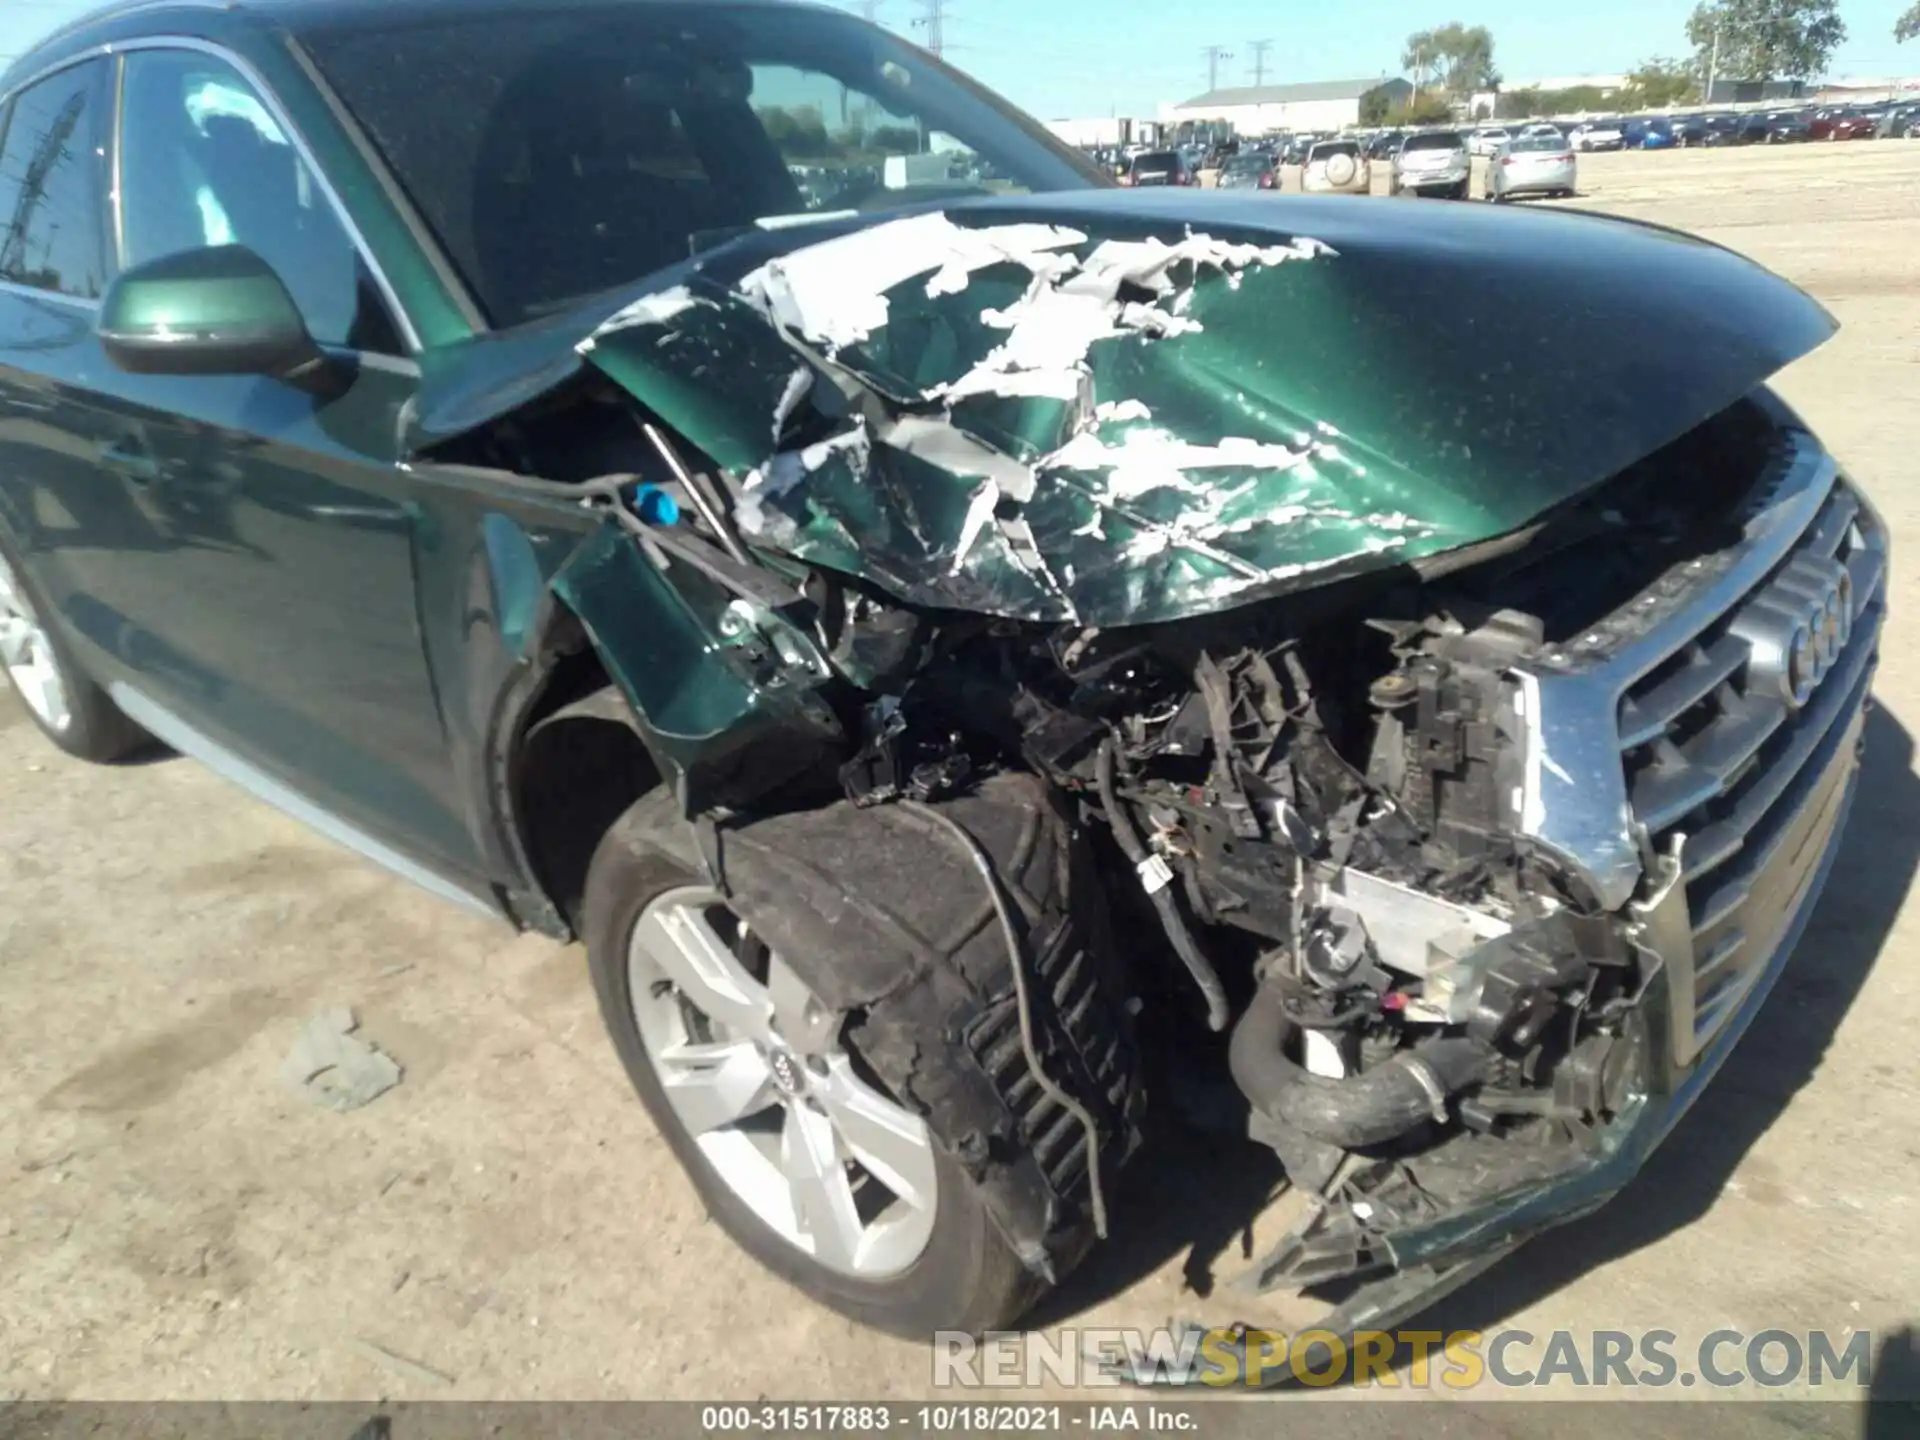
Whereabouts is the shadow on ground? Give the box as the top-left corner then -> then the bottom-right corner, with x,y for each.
1037,704 -> 1917,1379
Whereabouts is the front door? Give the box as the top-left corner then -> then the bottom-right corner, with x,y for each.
83,47 -> 477,881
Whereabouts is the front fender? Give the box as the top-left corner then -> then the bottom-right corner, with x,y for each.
549,524 -> 842,813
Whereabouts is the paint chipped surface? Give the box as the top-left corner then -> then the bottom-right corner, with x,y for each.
581,285 -> 713,346
558,194 -> 1831,627
573,209 -> 1469,624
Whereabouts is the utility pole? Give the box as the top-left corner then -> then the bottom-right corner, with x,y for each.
1705,23 -> 1721,105
1248,39 -> 1273,87
0,92 -> 81,282
1411,45 -> 1424,101
915,0 -> 944,56
1202,44 -> 1234,93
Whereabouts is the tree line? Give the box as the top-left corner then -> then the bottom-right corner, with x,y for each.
1375,1 -> 1920,120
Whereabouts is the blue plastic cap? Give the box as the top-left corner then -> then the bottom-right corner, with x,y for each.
632,483 -> 681,526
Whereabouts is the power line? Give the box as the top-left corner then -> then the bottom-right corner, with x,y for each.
1201,44 -> 1233,94
914,0 -> 946,57
1248,39 -> 1273,87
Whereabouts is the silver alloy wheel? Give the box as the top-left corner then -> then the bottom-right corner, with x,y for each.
0,551 -> 70,733
627,885 -> 939,1279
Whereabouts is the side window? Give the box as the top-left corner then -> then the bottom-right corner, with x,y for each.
0,60 -> 110,299
117,49 -> 403,353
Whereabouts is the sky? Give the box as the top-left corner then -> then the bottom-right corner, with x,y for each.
4,0 -> 1918,118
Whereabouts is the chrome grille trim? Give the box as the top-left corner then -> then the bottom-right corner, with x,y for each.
1516,430 -> 1841,912
1515,421 -> 1883,1066
1621,464 -> 1884,1060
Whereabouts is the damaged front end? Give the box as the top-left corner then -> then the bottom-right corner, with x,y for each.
418,192 -> 1882,1353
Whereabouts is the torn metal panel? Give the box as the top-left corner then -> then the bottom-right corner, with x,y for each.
504,192 -> 1834,626
581,284 -> 716,342
549,525 -> 841,813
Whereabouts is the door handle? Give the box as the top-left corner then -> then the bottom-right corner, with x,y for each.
97,440 -> 161,485
304,502 -> 410,530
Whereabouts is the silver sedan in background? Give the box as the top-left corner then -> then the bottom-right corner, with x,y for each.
1487,130 -> 1578,201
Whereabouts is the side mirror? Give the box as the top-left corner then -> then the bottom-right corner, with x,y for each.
98,245 -> 341,393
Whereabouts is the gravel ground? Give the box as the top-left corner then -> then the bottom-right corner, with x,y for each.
1,140 -> 1916,1414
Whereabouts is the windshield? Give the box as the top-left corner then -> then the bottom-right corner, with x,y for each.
1132,151 -> 1178,173
1309,141 -> 1358,160
1222,154 -> 1271,173
1402,131 -> 1463,151
299,2 -> 1104,327
1511,132 -> 1565,153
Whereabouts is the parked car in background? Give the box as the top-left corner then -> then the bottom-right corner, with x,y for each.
1671,114 -> 1722,146
1469,126 -> 1511,156
1292,133 -> 1333,165
1486,129 -> 1577,201
1363,128 -> 1404,160
1390,128 -> 1471,199
1740,111 -> 1812,144
1570,118 -> 1625,151
1624,117 -> 1674,149
1875,106 -> 1920,139
1301,138 -> 1370,193
1124,149 -> 1196,187
1202,140 -> 1239,170
1808,108 -> 1877,142
1216,151 -> 1279,190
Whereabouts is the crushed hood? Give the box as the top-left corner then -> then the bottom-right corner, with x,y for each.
419,191 -> 1837,626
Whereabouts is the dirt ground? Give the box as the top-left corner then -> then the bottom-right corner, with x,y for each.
2,141 -> 1917,1409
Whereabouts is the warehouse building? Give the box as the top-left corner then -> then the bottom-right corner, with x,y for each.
1158,77 -> 1413,136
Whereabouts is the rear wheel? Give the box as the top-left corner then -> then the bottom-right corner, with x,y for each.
0,535 -> 147,762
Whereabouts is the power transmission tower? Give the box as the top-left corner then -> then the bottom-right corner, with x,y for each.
1248,39 -> 1273,87
915,0 -> 946,56
1202,44 -> 1234,93
0,92 -> 82,282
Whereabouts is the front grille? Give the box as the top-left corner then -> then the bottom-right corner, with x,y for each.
1618,472 -> 1886,1053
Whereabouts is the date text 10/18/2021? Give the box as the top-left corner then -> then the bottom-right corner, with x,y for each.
701,1407 -> 1196,1432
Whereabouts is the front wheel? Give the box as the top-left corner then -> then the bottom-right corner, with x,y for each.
582,779 -> 1137,1337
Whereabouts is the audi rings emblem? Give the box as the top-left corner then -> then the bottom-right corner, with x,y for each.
1732,557 -> 1853,711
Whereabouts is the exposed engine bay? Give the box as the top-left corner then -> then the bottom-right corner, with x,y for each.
766,397 -> 1777,1279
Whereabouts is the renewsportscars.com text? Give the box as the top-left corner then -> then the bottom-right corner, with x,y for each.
933,1326 -> 1876,1390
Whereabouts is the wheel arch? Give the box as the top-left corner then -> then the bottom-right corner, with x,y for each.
494,600 -> 668,934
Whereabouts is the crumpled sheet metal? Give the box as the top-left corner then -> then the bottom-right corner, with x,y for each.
573,211 -> 1476,624
578,211 -> 1450,626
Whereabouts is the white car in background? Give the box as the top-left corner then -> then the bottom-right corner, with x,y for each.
1389,128 -> 1472,199
1486,130 -> 1578,201
1301,139 -> 1371,194
1469,126 -> 1511,156
1570,119 -> 1626,151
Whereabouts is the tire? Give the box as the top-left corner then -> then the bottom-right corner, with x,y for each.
581,775 -> 1139,1337
0,530 -> 147,762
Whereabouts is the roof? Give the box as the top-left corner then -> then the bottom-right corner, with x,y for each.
1175,77 -> 1408,109
5,0 -> 809,85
